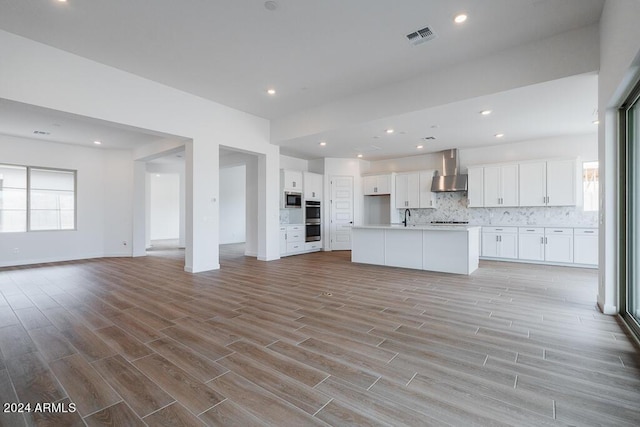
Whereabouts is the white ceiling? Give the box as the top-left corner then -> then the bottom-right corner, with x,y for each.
0,0 -> 604,160
0,98 -> 183,149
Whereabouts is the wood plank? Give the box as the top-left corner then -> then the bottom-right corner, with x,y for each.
85,402 -> 146,427
133,354 -> 225,414
94,325 -> 152,361
227,340 -> 328,387
217,351 -> 331,415
207,372 -> 327,426
199,400 -> 265,427
49,353 -> 121,416
147,337 -> 228,382
13,307 -> 53,330
0,368 -> 26,427
143,402 -> 207,427
92,355 -> 174,417
5,351 -> 67,405
28,326 -> 78,362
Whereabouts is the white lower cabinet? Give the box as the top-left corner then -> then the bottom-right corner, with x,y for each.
482,227 -> 518,259
544,228 -> 574,263
305,241 -> 322,251
281,225 -> 322,257
574,228 -> 598,265
518,228 -> 545,261
280,227 -> 287,256
486,226 -> 596,267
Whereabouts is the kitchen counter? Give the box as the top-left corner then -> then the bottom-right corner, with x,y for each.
352,225 -> 480,275
354,224 -> 481,231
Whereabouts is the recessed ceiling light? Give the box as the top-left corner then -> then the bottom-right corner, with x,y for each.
319,141 -> 327,146
385,129 -> 394,134
454,13 -> 468,24
480,110 -> 492,116
592,120 -> 600,125
267,88 -> 276,95
94,140 -> 102,145
495,133 -> 505,138
264,1 -> 278,11
357,154 -> 363,158
416,145 -> 424,149
57,0 -> 68,2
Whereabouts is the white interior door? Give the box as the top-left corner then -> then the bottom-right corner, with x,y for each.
330,175 -> 354,250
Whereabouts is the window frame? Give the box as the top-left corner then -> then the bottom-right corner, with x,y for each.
0,163 -> 77,233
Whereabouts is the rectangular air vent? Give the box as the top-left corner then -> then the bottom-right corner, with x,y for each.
406,26 -> 437,46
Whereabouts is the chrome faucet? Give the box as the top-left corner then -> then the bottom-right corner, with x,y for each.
402,209 -> 411,227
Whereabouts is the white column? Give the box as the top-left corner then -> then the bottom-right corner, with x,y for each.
132,161 -> 147,257
258,150 -> 281,261
184,138 -> 220,273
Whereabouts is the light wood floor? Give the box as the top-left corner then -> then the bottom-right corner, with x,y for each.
1,245 -> 639,426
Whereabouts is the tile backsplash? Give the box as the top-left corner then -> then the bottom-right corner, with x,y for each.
395,192 -> 598,227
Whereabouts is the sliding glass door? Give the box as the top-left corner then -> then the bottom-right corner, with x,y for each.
621,81 -> 640,337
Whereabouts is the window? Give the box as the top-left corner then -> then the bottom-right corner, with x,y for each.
583,161 -> 599,211
0,164 -> 76,232
0,164 -> 27,232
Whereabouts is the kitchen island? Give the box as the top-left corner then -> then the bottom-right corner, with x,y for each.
352,224 -> 481,275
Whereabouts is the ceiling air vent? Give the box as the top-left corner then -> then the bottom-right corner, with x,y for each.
406,26 -> 437,46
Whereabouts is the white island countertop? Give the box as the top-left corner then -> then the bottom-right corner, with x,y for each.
352,225 -> 480,275
353,224 -> 481,231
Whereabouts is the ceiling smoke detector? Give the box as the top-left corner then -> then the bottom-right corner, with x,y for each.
406,26 -> 437,46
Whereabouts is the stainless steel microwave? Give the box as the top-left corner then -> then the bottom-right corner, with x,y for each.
284,191 -> 302,208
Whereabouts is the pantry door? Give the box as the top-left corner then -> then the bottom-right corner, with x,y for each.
330,176 -> 353,250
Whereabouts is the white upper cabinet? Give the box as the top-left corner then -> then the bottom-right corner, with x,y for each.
519,159 -> 576,207
419,170 -> 437,209
303,172 -> 322,201
483,164 -> 519,207
281,169 -> 303,191
363,174 -> 391,195
467,166 -> 484,207
546,159 -> 576,206
395,173 -> 419,209
519,161 -> 547,206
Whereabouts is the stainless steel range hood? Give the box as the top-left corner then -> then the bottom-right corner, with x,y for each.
431,149 -> 468,192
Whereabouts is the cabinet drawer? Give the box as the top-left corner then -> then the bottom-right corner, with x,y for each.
305,242 -> 322,250
287,242 -> 304,253
518,227 -> 544,234
483,226 -> 517,234
545,228 -> 573,236
287,232 -> 304,242
287,225 -> 303,232
574,228 -> 598,236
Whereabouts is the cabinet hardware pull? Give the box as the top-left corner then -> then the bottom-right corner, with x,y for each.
540,237 -> 544,244
527,229 -> 535,231
584,231 -> 594,234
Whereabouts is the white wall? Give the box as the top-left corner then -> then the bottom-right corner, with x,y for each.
597,0 -> 640,314
0,135 -> 132,266
280,155 -> 309,171
149,173 -> 180,240
219,165 -> 246,244
0,30 -> 279,272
